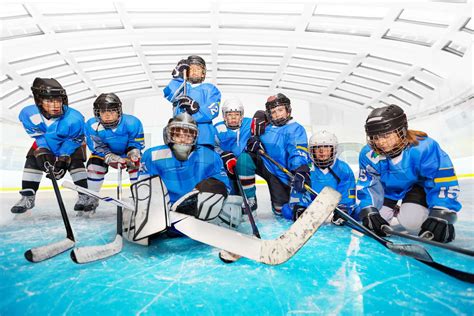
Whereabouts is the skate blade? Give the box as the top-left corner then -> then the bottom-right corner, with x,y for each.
14,210 -> 33,220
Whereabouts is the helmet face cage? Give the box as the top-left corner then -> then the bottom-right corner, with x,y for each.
367,126 -> 408,158
222,102 -> 244,129
164,118 -> 199,161
93,93 -> 122,129
265,94 -> 292,126
365,105 -> 408,158
31,78 -> 68,119
187,55 -> 206,84
310,145 -> 336,169
94,103 -> 122,128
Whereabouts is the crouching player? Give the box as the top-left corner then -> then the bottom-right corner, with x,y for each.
84,93 -> 144,215
123,113 -> 241,245
282,130 -> 356,224
12,78 -> 89,214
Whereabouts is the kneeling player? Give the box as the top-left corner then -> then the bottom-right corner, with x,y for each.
282,130 -> 356,223
356,104 -> 461,243
124,113 -> 237,243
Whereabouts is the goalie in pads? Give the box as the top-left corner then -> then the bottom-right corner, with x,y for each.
124,113 -> 238,243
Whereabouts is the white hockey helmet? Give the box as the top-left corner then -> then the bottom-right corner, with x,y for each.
163,113 -> 199,161
221,98 -> 244,129
309,130 -> 338,168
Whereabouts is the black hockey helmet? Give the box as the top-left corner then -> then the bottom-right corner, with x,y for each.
31,78 -> 68,119
265,93 -> 292,126
186,55 -> 206,83
93,93 -> 122,128
365,104 -> 408,157
163,113 -> 199,161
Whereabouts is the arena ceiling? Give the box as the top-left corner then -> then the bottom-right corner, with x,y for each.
1,1 -> 472,124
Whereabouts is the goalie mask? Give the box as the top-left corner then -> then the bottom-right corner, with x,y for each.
31,78 -> 68,119
93,93 -> 122,129
163,113 -> 199,161
221,98 -> 244,130
265,93 -> 292,126
365,104 -> 408,158
187,55 -> 206,84
309,130 -> 338,169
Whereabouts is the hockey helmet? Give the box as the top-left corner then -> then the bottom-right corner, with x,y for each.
365,104 -> 408,158
221,98 -> 244,129
31,78 -> 68,119
163,113 -> 199,161
265,93 -> 292,126
93,93 -> 122,129
309,130 -> 338,168
187,55 -> 206,84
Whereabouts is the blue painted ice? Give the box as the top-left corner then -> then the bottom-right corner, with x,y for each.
1,180 -> 473,315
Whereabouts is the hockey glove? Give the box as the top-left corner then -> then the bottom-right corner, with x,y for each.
292,165 -> 311,193
251,110 -> 268,136
331,206 -> 348,226
419,208 -> 457,243
50,156 -> 70,180
105,153 -> 127,169
220,151 -> 237,176
126,148 -> 141,169
34,147 -> 56,172
171,59 -> 189,78
177,96 -> 200,115
360,207 -> 389,237
293,205 -> 307,221
246,136 -> 263,154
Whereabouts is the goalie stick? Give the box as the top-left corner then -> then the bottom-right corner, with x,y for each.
63,181 -> 342,265
69,169 -> 124,264
259,149 -> 474,283
24,164 -> 75,262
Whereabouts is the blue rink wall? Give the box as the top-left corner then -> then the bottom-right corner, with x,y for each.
0,180 -> 473,315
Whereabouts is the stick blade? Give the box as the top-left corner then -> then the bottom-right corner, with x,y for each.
25,238 -> 75,262
260,187 -> 341,265
71,235 -> 123,264
388,243 -> 434,262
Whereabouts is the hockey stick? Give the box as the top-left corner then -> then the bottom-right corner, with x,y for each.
63,180 -> 342,265
382,225 -> 474,257
259,150 -> 474,283
70,169 -> 124,264
24,164 -> 75,262
170,69 -> 187,104
218,177 -> 262,263
236,177 -> 260,238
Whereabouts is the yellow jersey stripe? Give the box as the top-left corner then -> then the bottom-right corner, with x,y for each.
434,176 -> 458,183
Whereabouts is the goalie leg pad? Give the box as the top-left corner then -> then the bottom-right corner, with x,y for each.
129,175 -> 170,241
218,195 -> 244,228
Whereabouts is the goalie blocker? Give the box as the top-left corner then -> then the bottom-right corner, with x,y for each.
124,175 -> 234,243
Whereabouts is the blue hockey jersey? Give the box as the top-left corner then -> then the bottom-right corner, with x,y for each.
19,104 -> 84,156
163,78 -> 221,146
85,114 -> 145,157
214,117 -> 252,156
259,119 -> 310,184
140,145 -> 231,204
282,158 -> 356,220
355,137 -> 461,217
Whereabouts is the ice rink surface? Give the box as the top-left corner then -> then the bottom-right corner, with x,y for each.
0,180 -> 473,315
